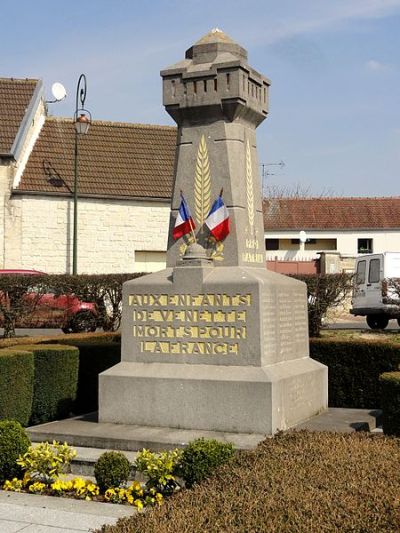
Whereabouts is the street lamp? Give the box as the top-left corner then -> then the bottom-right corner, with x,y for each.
72,74 -> 91,275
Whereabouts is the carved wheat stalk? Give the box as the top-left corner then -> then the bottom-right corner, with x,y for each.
194,134 -> 211,227
246,139 -> 255,228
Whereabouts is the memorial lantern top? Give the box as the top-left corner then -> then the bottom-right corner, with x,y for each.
161,28 -> 270,126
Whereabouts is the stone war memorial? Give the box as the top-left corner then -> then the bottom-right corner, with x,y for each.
99,29 -> 328,435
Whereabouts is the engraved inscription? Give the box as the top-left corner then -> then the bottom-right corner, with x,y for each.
129,292 -> 252,356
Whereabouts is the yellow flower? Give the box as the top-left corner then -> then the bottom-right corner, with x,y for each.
3,478 -> 23,492
73,478 -> 86,489
51,479 -> 63,492
29,482 -> 46,494
104,488 -> 116,502
134,499 -> 144,510
86,482 -> 99,495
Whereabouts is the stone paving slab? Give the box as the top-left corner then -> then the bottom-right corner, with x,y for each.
296,408 -> 382,433
0,490 -> 135,532
27,412 -> 265,452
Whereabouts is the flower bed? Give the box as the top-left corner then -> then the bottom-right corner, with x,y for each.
1,432 -> 233,512
2,440 -> 173,510
3,475 -> 161,510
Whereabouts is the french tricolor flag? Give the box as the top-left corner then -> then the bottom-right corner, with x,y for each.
205,191 -> 230,241
173,193 -> 196,240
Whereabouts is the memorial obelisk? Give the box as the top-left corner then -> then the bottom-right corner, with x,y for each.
99,29 -> 327,434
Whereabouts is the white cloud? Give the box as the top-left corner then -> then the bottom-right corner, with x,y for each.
245,0 -> 400,46
366,59 -> 391,71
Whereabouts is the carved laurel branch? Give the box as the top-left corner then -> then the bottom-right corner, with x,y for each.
207,236 -> 224,261
194,134 -> 211,227
246,139 -> 255,228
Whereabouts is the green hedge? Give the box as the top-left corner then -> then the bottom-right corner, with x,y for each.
16,344 -> 79,425
0,349 -> 34,425
379,371 -> 400,436
53,340 -> 121,414
310,338 -> 400,408
100,432 -> 400,533
0,331 -> 120,350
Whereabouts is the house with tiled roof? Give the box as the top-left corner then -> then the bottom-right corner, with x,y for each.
2,77 -> 400,274
263,197 -> 400,272
0,77 -> 176,273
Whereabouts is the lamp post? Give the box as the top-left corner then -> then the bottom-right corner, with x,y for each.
72,74 -> 91,275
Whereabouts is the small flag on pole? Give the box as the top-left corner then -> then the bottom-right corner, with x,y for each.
205,190 -> 230,241
173,192 -> 196,240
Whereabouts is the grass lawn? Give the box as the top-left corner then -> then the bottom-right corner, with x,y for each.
97,431 -> 400,533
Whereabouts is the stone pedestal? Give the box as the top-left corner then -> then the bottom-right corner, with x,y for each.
100,262 -> 327,433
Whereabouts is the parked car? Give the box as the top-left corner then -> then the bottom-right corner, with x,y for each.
0,269 -> 97,333
350,253 -> 400,329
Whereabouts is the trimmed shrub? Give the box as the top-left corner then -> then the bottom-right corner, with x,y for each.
0,331 -> 120,350
0,271 -> 146,338
99,431 -> 400,533
178,438 -> 235,488
135,448 -> 182,495
0,349 -> 34,425
52,340 -> 121,414
16,441 -> 76,483
45,273 -> 145,331
94,451 -> 131,493
380,371 -> 400,436
290,273 -> 353,337
310,338 -> 400,408
0,420 -> 30,484
16,344 -> 79,425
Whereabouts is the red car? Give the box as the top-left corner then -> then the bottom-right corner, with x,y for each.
0,269 -> 97,333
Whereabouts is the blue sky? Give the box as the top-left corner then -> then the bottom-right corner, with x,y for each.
1,0 -> 399,196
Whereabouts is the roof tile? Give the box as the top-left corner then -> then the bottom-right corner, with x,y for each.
18,118 -> 176,199
0,78 -> 38,154
263,197 -> 400,230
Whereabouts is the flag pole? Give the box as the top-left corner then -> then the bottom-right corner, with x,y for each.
180,189 -> 197,244
189,218 -> 197,244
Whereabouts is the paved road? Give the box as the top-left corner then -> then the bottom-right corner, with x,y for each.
326,321 -> 399,331
325,315 -> 399,331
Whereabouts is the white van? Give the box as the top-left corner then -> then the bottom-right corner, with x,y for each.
350,252 -> 400,329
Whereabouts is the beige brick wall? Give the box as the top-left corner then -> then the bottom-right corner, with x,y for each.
0,164 -> 12,265
0,97 -> 46,268
5,195 -> 170,274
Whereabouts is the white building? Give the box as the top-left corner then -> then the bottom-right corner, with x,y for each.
264,197 -> 400,272
0,78 -> 175,274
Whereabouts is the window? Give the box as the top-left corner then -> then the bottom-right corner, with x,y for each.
368,258 -> 381,283
265,239 -> 279,251
134,251 -> 166,273
291,238 -> 316,245
358,238 -> 373,254
356,260 -> 366,284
